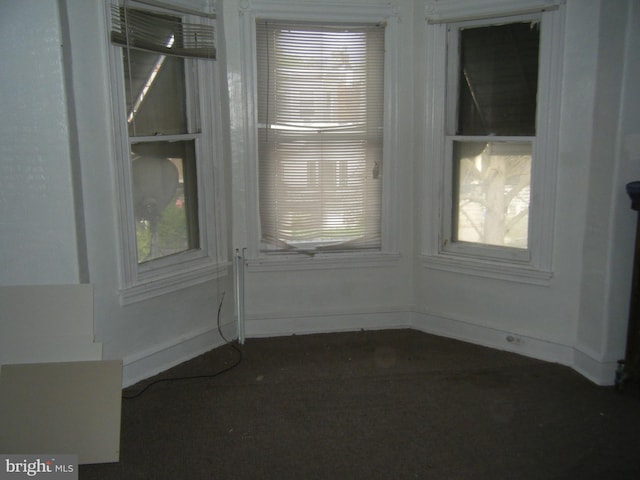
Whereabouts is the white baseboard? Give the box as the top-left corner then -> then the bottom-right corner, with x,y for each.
572,345 -> 619,386
119,308 -> 618,387
412,310 -> 617,386
121,321 -> 237,388
411,310 -> 575,367
245,307 -> 414,338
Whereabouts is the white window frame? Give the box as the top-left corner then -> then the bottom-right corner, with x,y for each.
107,0 -> 227,304
237,0 -> 401,271
422,0 -> 564,283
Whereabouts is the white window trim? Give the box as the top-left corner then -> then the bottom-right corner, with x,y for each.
425,0 -> 564,24
237,0 -> 401,270
421,0 -> 565,284
106,0 -> 228,305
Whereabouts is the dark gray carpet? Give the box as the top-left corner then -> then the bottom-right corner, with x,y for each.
80,329 -> 640,479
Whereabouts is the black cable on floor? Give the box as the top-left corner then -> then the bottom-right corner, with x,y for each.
122,292 -> 243,400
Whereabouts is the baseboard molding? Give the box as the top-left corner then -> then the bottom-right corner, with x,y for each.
572,345 -> 618,386
412,310 -> 616,386
121,321 -> 237,388
245,308 -> 414,338
412,310 -> 576,367
119,308 -> 617,387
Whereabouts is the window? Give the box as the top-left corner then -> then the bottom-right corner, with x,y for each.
423,3 -> 564,279
108,2 -> 225,303
447,20 -> 538,257
256,21 -> 385,254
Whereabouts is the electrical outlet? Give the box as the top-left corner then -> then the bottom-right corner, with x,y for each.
506,335 -> 523,345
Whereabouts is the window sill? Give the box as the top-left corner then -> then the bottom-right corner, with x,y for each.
420,253 -> 552,285
119,260 -> 230,305
247,252 -> 401,272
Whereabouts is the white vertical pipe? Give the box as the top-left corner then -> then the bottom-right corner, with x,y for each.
234,248 -> 246,344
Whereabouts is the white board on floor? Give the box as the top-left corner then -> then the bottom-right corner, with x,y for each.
0,360 -> 122,464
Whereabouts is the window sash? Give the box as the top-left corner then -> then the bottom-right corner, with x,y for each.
455,21 -> 539,137
450,138 -> 533,251
130,140 -> 200,264
256,21 -> 385,253
443,15 -> 540,260
123,48 -> 189,136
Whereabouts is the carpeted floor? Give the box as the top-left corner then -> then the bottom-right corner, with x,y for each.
80,329 -> 640,479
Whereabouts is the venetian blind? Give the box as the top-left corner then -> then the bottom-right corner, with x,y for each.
110,3 -> 215,59
256,21 -> 385,253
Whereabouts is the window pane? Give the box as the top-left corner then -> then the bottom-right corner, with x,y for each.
123,48 -> 188,136
453,141 -> 531,248
131,141 -> 199,263
457,22 -> 539,136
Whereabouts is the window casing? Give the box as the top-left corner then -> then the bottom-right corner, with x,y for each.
108,1 -> 226,303
235,1 -> 401,268
423,4 -> 564,282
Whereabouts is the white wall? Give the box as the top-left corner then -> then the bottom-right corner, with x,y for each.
62,0 -> 236,386
574,0 -> 635,377
0,0 -> 235,386
0,1 -> 80,285
1,0 -> 637,386
601,0 -> 640,364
